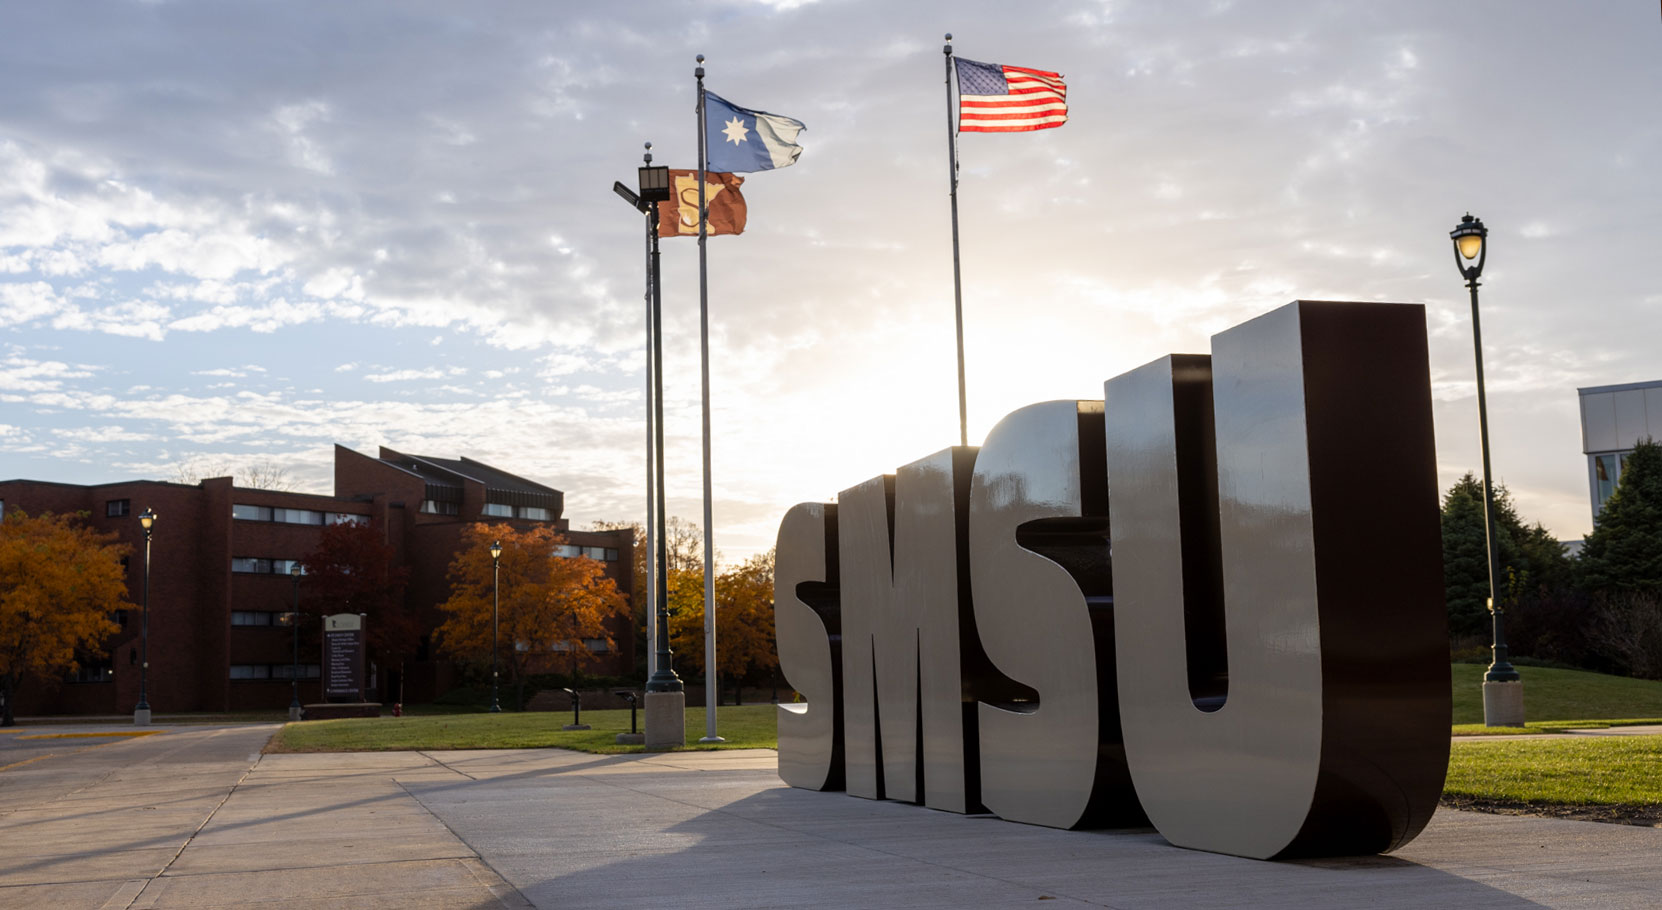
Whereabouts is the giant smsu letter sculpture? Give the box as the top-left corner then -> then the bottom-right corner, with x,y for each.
774,301 -> 1450,860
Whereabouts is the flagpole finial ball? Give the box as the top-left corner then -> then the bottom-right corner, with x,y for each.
697,54 -> 705,63
945,33 -> 952,41
645,141 -> 652,149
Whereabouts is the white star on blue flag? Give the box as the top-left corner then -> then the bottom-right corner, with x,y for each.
704,92 -> 805,173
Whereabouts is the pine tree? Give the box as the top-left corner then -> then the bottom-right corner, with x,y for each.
1579,439 -> 1662,593
1441,473 -> 1565,637
1443,474 -> 1498,636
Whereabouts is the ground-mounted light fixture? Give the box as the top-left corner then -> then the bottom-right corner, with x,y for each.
135,508 -> 157,725
490,539 -> 503,714
288,562 -> 303,720
1450,213 -> 1520,726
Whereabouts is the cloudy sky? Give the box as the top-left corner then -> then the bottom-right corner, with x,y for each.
1,1 -> 1657,561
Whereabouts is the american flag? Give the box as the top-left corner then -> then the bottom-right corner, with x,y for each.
955,57 -> 1068,133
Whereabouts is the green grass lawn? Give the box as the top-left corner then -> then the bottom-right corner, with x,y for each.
1449,662 -> 1662,732
270,664 -> 1662,753
263,666 -> 1662,821
1448,735 -> 1662,808
268,703 -> 779,754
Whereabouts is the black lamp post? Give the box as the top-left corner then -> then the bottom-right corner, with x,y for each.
1451,214 -> 1519,690
490,539 -> 503,714
288,563 -> 303,719
615,145 -> 681,695
136,508 -> 156,723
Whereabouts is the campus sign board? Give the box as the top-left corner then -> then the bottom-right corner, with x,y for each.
323,613 -> 365,701
773,301 -> 1451,860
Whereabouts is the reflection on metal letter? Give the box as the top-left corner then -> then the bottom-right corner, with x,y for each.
837,449 -> 981,810
1105,301 -> 1448,858
775,502 -> 843,791
969,401 -> 1143,829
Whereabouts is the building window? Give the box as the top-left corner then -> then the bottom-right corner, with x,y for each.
232,611 -> 277,627
232,503 -> 272,521
582,638 -> 610,652
111,609 -> 128,629
106,499 -> 131,518
518,506 -> 551,521
231,663 -> 319,680
419,500 -> 459,515
68,662 -> 114,684
1595,452 -> 1627,514
273,508 -> 323,525
231,557 -> 304,575
327,512 -> 368,526
482,503 -> 513,517
553,544 -> 581,558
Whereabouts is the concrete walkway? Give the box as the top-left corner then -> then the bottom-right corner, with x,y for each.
6,725 -> 1662,908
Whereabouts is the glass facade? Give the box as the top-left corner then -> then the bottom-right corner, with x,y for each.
1594,452 -> 1627,514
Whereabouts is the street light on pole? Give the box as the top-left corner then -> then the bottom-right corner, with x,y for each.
135,508 -> 156,725
1451,213 -> 1523,727
490,539 -> 503,714
288,562 -> 303,721
616,143 -> 685,748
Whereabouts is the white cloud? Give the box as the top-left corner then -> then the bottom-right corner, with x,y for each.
271,101 -> 335,175
363,367 -> 446,383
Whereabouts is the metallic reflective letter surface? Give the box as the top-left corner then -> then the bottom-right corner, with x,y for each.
836,449 -> 981,810
969,401 -> 1143,829
1104,300 -> 1448,858
774,502 -> 844,791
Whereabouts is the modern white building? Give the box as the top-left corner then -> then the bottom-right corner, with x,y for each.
1578,379 -> 1662,520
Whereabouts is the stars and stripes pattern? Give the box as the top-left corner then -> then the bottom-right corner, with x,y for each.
955,57 -> 1068,133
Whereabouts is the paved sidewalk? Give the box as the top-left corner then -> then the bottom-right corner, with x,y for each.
0,724 -> 524,909
7,726 -> 1662,908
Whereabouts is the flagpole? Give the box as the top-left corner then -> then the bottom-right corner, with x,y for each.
643,142 -> 658,680
944,33 -> 968,447
695,54 -> 724,743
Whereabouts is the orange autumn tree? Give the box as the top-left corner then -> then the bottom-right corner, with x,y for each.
667,550 -> 777,699
435,523 -> 628,709
0,510 -> 128,726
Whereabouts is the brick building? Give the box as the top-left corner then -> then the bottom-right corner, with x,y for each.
0,445 -> 634,716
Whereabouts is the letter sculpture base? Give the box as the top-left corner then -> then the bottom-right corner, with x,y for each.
644,691 -> 686,750
1483,680 -> 1525,728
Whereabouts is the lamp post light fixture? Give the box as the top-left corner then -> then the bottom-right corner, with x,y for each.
135,508 -> 156,725
288,563 -> 303,721
1451,213 -> 1523,726
616,145 -> 681,697
490,539 -> 503,714
615,144 -> 685,748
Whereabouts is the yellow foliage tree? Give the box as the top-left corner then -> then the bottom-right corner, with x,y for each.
667,550 -> 777,694
0,510 -> 128,726
435,523 -> 628,708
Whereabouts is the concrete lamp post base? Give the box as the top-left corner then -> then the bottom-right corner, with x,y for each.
133,708 -> 152,726
288,705 -> 302,722
1483,680 -> 1525,727
561,723 -> 592,731
615,732 -> 646,745
644,691 -> 686,750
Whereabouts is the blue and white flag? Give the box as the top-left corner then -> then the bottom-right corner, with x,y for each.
703,91 -> 805,173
